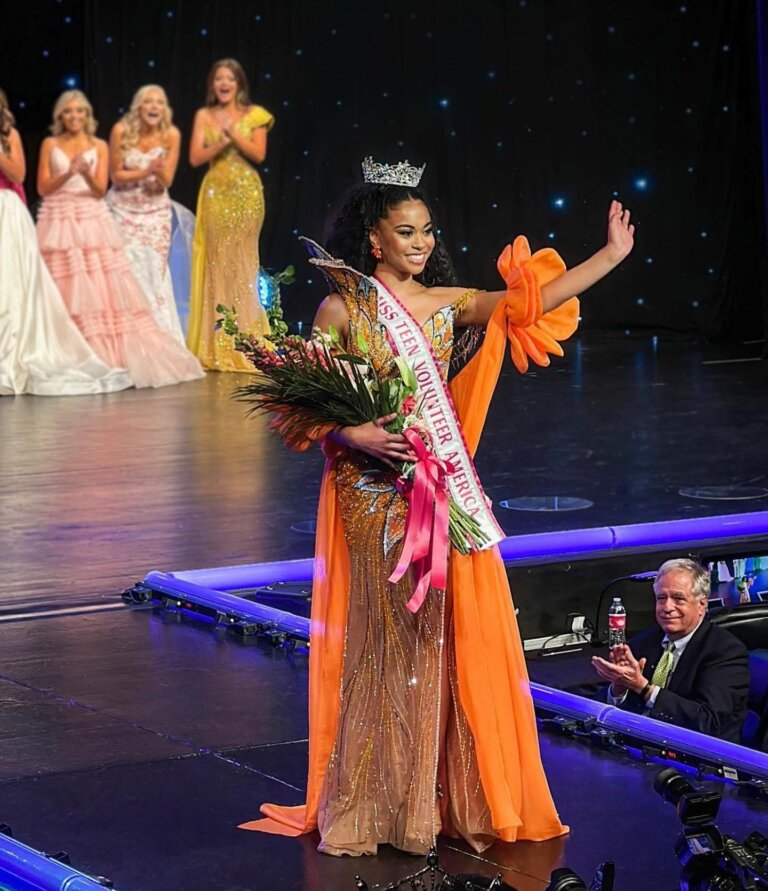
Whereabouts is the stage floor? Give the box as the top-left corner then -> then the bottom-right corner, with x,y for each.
2,332 -> 766,615
2,606 -> 766,891
1,332 -> 767,889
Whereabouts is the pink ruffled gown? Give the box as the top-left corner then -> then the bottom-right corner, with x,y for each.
36,146 -> 204,388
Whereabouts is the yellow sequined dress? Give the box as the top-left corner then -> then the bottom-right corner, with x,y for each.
316,284 -> 497,856
187,105 -> 274,371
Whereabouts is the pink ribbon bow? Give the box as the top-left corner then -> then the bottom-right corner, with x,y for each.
389,427 -> 455,612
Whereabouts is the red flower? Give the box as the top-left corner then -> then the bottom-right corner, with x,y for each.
401,394 -> 416,416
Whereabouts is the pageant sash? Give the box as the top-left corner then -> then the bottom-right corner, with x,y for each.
374,277 -> 505,555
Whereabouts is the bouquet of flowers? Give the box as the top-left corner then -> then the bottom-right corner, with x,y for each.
216,306 -> 489,559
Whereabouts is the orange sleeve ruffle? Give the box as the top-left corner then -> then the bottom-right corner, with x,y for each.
268,413 -> 341,455
496,236 -> 580,374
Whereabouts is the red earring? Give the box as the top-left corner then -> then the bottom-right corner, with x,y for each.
370,243 -> 382,260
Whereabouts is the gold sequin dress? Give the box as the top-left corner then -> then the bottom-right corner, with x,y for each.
316,285 -> 497,857
186,106 -> 274,371
246,239 -> 576,854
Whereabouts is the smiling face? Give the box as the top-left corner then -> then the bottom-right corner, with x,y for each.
59,99 -> 88,135
654,568 -> 707,640
369,199 -> 435,279
213,66 -> 239,105
138,88 -> 166,129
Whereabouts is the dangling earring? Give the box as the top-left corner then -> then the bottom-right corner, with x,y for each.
370,243 -> 382,261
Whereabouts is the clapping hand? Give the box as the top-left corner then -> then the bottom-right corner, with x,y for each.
141,155 -> 165,193
69,153 -> 89,175
213,112 -> 233,142
605,199 -> 635,264
146,154 -> 165,175
591,643 -> 647,696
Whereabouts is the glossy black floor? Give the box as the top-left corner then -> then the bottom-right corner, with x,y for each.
2,607 -> 767,891
1,333 -> 768,890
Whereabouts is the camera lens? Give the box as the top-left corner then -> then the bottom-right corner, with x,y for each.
546,868 -> 588,890
654,768 -> 722,826
654,766 -> 694,805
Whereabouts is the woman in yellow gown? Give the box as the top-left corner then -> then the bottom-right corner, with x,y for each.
187,58 -> 274,371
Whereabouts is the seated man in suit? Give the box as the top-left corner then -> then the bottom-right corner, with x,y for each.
592,558 -> 749,743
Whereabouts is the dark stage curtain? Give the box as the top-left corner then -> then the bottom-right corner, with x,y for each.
2,0 -> 765,337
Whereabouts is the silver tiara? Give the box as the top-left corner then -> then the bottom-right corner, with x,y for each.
361,156 -> 425,188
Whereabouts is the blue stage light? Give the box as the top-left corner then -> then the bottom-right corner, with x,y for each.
257,269 -> 276,308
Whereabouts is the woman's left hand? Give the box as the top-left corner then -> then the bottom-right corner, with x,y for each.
605,199 -> 635,264
214,112 -> 232,138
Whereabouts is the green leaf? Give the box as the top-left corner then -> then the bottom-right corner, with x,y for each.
393,356 -> 418,393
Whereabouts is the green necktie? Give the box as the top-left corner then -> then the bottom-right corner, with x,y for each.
651,641 -> 676,689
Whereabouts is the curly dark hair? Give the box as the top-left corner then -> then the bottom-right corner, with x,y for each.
325,184 -> 457,288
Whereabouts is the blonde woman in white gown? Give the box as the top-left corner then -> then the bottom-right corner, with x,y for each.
107,85 -> 187,343
0,89 -> 130,397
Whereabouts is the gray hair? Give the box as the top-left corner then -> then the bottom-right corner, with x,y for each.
654,558 -> 710,600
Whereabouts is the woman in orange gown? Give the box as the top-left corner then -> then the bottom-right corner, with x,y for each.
243,159 -> 635,856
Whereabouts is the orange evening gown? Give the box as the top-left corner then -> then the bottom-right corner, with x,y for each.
242,238 -> 580,855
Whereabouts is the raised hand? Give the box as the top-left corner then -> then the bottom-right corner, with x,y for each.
605,199 -> 635,264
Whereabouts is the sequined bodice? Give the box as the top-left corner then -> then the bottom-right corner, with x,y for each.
302,239 -> 471,380
124,145 -> 164,169
110,147 -> 168,203
345,290 -> 459,381
203,105 -> 274,174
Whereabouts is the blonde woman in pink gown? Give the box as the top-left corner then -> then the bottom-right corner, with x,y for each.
36,90 -> 204,389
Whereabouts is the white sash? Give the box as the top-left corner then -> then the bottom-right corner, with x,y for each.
374,277 -> 504,551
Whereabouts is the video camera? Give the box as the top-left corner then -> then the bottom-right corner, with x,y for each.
654,767 -> 768,890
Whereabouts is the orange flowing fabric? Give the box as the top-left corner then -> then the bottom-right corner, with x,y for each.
241,236 -> 579,842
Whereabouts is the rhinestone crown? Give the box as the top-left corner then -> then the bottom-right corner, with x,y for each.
361,156 -> 426,187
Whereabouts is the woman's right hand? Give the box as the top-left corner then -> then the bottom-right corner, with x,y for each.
335,414 -> 414,464
69,154 -> 87,175
213,112 -> 233,143
146,155 -> 165,175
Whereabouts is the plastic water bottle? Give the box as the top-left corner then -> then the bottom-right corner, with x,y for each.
608,597 -> 627,647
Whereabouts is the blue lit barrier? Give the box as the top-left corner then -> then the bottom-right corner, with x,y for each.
530,682 -> 768,779
139,563 -> 768,781
0,831 -> 112,890
498,510 -> 768,562
608,512 -> 768,550
136,510 -> 768,781
167,559 -> 314,590
158,511 -> 768,593
143,572 -> 310,641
